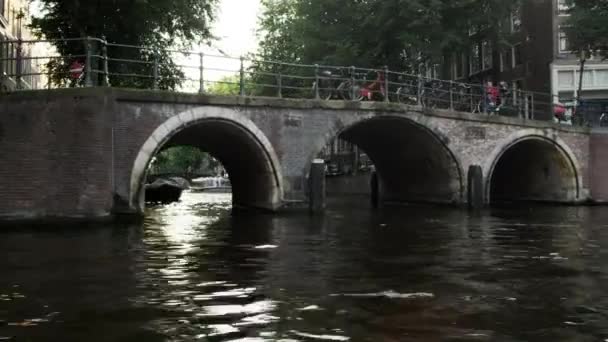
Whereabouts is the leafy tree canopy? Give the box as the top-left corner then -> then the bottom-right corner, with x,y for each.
255,0 -> 520,72
565,0 -> 608,58
30,0 -> 219,88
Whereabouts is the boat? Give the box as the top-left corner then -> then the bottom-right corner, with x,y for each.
191,176 -> 232,193
145,177 -> 188,204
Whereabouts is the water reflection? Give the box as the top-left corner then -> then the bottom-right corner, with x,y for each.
0,192 -> 607,341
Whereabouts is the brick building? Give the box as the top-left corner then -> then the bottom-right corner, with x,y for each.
0,0 -> 39,91
444,0 -> 608,120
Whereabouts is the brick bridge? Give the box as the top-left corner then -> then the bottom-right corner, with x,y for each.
1,88 -> 607,222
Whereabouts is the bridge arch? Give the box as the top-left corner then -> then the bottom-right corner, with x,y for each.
313,114 -> 464,204
129,107 -> 284,212
484,130 -> 582,204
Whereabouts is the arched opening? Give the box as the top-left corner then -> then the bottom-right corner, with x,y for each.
489,137 -> 579,205
319,116 -> 463,205
131,117 -> 283,213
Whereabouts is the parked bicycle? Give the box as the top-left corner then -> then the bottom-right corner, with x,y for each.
312,68 -> 352,100
394,75 -> 419,105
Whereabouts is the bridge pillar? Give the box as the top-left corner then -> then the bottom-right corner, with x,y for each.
467,165 -> 484,210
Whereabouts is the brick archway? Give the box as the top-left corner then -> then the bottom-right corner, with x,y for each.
484,130 -> 582,204
129,107 -> 284,212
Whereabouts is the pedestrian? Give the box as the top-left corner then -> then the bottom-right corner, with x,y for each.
484,81 -> 499,114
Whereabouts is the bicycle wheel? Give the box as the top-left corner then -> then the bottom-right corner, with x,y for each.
396,86 -> 417,105
337,81 -> 362,101
313,81 -> 333,100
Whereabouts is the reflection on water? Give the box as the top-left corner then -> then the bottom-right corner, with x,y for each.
1,191 -> 608,341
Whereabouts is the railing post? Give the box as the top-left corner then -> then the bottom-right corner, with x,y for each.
530,93 -> 535,120
449,81 -> 454,110
314,64 -> 320,100
277,71 -> 282,98
524,93 -> 530,119
101,36 -> 109,86
384,65 -> 389,102
350,66 -> 356,100
239,56 -> 245,96
15,38 -> 23,90
152,53 -> 159,90
199,52 -> 204,94
470,85 -> 474,113
417,75 -> 423,106
84,36 -> 93,87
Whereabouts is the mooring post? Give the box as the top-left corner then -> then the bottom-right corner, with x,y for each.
468,165 -> 484,210
309,159 -> 326,214
370,170 -> 383,209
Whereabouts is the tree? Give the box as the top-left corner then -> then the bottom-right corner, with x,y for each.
252,0 -> 521,94
150,146 -> 219,176
30,0 -> 219,89
565,0 -> 608,57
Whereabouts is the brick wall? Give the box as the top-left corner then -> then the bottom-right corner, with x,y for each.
0,92 -> 114,221
590,131 -> 608,202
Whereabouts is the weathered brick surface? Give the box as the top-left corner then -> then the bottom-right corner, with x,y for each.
0,88 -> 597,222
0,92 -> 113,220
590,131 -> 608,202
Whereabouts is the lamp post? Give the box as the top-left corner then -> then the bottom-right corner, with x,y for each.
576,49 -> 587,110
574,49 -> 589,126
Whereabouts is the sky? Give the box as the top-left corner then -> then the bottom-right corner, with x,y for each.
198,0 -> 262,85
209,0 -> 261,57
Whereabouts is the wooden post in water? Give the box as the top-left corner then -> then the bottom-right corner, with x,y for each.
370,170 -> 383,209
309,159 -> 326,214
468,165 -> 484,210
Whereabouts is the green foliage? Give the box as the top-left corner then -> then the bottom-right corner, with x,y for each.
255,0 -> 521,72
150,146 -> 219,175
30,0 -> 219,89
565,0 -> 608,58
207,75 -> 242,95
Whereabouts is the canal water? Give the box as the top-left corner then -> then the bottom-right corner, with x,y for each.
1,191 -> 608,341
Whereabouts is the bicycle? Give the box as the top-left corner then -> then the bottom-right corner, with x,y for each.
600,112 -> 608,127
312,68 -> 361,101
394,76 -> 419,105
420,79 -> 446,109
451,82 -> 475,112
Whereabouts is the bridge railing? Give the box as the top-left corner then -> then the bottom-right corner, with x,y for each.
0,37 -> 594,125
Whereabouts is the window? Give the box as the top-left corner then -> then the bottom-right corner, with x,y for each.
511,6 -> 522,33
558,70 -> 575,87
0,0 -> 4,19
558,0 -> 572,15
470,44 -> 481,75
558,28 -> 571,52
482,40 -> 492,70
596,70 -> 608,86
513,44 -> 523,66
454,53 -> 465,79
500,50 -> 512,71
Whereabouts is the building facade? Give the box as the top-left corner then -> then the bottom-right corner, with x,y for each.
0,0 -> 39,91
445,0 -> 608,120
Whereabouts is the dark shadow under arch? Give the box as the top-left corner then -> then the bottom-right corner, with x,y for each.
330,116 -> 464,205
488,137 -> 579,204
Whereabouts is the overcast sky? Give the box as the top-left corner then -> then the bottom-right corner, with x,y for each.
210,0 -> 261,56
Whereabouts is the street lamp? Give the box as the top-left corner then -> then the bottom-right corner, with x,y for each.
576,49 -> 587,107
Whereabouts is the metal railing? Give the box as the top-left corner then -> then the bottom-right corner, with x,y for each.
0,36 -> 587,124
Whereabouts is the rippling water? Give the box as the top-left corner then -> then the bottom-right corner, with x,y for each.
1,191 -> 608,341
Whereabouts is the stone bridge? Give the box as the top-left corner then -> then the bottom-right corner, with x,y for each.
1,88 -> 607,222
